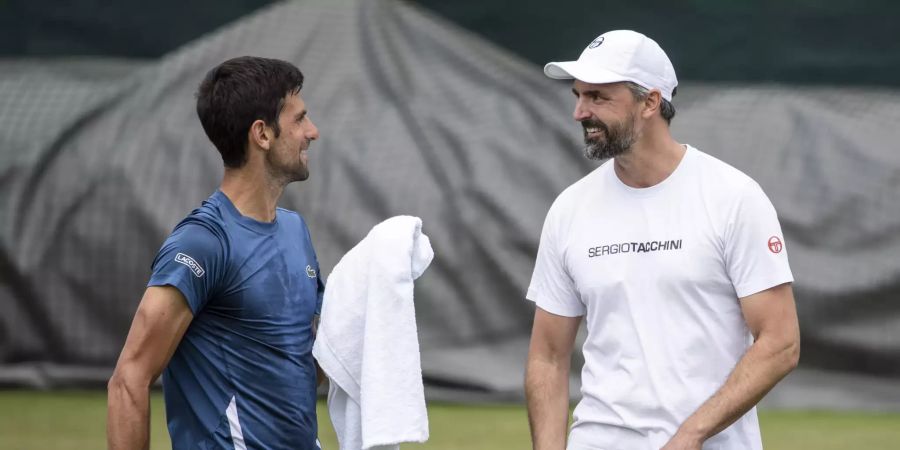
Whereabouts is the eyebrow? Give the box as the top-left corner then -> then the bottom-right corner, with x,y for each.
295,110 -> 308,121
572,88 -> 606,97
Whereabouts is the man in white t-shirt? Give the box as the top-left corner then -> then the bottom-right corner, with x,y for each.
525,30 -> 800,450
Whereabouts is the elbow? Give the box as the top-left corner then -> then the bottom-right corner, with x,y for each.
108,364 -> 152,398
760,331 -> 800,378
108,370 -> 127,394
107,369 -> 129,399
525,352 -> 571,388
787,338 -> 800,371
780,337 -> 801,375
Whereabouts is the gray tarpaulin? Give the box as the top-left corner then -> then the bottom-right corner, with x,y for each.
1,0 -> 898,410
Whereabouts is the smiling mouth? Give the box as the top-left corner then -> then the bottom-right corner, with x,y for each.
582,120 -> 606,135
583,127 -> 605,140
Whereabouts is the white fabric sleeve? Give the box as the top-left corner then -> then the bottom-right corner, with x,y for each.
725,181 -> 794,298
526,204 -> 585,317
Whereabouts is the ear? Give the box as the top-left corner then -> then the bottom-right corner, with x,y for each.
641,90 -> 662,120
248,119 -> 274,151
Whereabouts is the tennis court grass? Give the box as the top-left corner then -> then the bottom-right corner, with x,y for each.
1,390 -> 898,449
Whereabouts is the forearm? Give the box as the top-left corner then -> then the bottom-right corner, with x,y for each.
676,335 -> 799,443
107,374 -> 151,450
525,358 -> 571,450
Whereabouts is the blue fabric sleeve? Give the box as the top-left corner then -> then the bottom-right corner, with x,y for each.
148,222 -> 225,314
315,270 -> 324,315
305,224 -> 325,316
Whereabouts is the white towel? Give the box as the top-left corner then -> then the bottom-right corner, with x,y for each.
312,216 -> 433,450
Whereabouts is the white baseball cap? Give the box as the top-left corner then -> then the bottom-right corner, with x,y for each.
544,30 -> 678,101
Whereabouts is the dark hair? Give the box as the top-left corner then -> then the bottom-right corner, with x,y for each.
626,82 -> 676,125
196,56 -> 304,168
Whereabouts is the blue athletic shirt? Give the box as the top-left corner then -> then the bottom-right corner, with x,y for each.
148,190 -> 324,450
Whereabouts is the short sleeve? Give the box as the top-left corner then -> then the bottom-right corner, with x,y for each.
526,203 -> 585,317
148,222 -> 226,314
725,181 -> 794,298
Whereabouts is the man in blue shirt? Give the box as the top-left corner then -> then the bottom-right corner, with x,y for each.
108,56 -> 324,450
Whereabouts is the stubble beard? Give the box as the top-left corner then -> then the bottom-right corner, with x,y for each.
267,141 -> 310,185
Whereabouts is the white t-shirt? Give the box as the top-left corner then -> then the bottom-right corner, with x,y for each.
527,146 -> 793,450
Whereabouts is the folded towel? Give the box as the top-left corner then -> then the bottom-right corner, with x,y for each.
313,216 -> 433,450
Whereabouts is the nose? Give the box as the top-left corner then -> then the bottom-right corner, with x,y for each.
573,98 -> 591,122
307,118 -> 320,141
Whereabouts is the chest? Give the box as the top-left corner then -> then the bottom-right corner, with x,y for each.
215,232 -> 319,322
562,196 -> 730,297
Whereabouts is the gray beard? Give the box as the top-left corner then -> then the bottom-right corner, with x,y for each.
582,115 -> 637,161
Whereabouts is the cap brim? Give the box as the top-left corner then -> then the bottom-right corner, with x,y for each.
544,61 -> 629,85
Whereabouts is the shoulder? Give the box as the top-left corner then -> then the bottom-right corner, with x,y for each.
688,147 -> 779,231
690,147 -> 760,197
151,211 -> 230,281
167,199 -> 230,256
167,221 -> 227,259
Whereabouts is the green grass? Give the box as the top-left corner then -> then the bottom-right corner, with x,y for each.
759,410 -> 900,449
0,390 -> 898,449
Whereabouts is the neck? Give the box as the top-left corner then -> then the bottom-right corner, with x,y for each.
612,128 -> 685,188
219,165 -> 285,223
